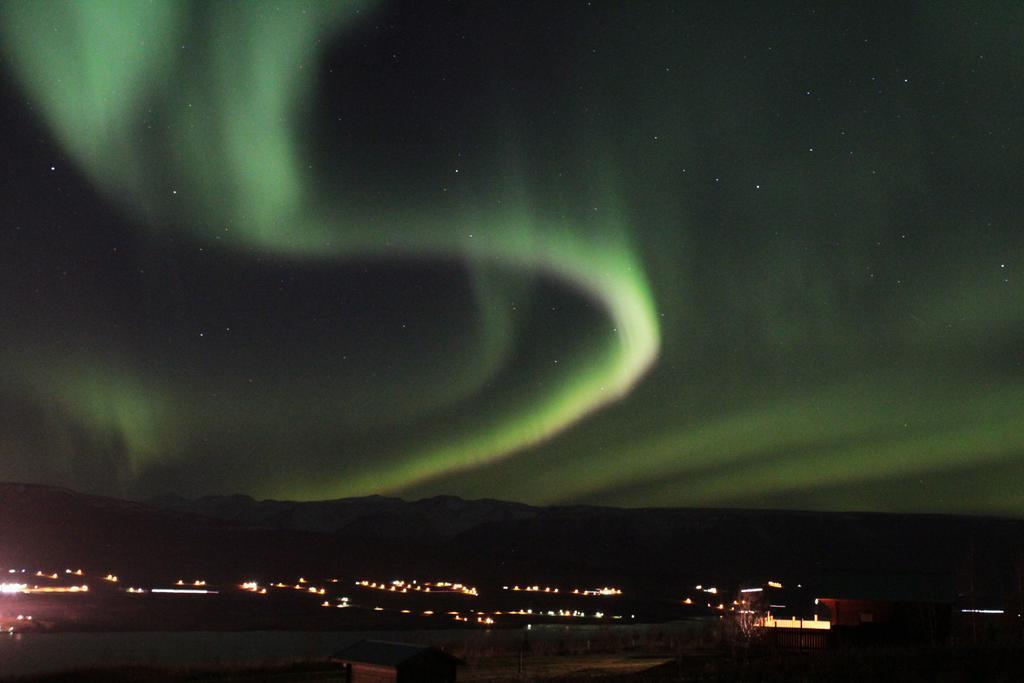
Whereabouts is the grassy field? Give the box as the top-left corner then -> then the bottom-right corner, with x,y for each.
2,655 -> 674,682
460,654 -> 674,682
8,643 -> 1024,682
1,662 -> 344,683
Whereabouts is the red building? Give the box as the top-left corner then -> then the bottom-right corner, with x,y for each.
815,570 -> 955,644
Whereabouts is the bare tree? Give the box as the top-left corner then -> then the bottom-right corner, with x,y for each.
725,587 -> 767,662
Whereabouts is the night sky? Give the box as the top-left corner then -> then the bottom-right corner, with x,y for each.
1,1 -> 1021,515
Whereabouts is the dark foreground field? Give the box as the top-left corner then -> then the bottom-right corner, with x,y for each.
6,644 -> 1024,683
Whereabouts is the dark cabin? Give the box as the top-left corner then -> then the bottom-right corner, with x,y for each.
815,570 -> 955,644
332,639 -> 462,683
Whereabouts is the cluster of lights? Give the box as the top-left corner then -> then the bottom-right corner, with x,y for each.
739,580 -> 783,593
23,584 -> 88,594
451,613 -> 495,624
1,581 -> 91,594
268,579 -> 328,594
573,587 -> 621,596
454,610 -> 622,626
502,608 -> 612,619
501,585 -> 622,596
12,568 -> 83,578
683,579 -> 832,629
1,567 -> 126,597
3,564 -> 647,630
3,570 -> 628,626
682,579 -> 790,609
355,579 -> 478,596
240,581 -> 268,595
6,562 -> 1021,635
758,614 -> 830,630
0,613 -> 34,635
321,597 -> 351,608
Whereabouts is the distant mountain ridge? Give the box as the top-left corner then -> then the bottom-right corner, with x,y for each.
149,492 -> 541,537
148,488 -> 1024,595
2,482 -> 1022,597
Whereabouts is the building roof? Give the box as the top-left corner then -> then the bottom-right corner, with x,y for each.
332,639 -> 462,667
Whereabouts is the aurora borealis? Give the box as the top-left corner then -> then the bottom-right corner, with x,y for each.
0,1 -> 1021,515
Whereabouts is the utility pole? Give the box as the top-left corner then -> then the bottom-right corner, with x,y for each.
1016,549 -> 1024,644
968,539 -> 977,645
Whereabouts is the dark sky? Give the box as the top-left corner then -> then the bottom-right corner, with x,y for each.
0,1 -> 1021,514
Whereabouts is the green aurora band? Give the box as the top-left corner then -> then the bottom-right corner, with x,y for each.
0,0 -> 659,495
1,1 -> 1022,514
